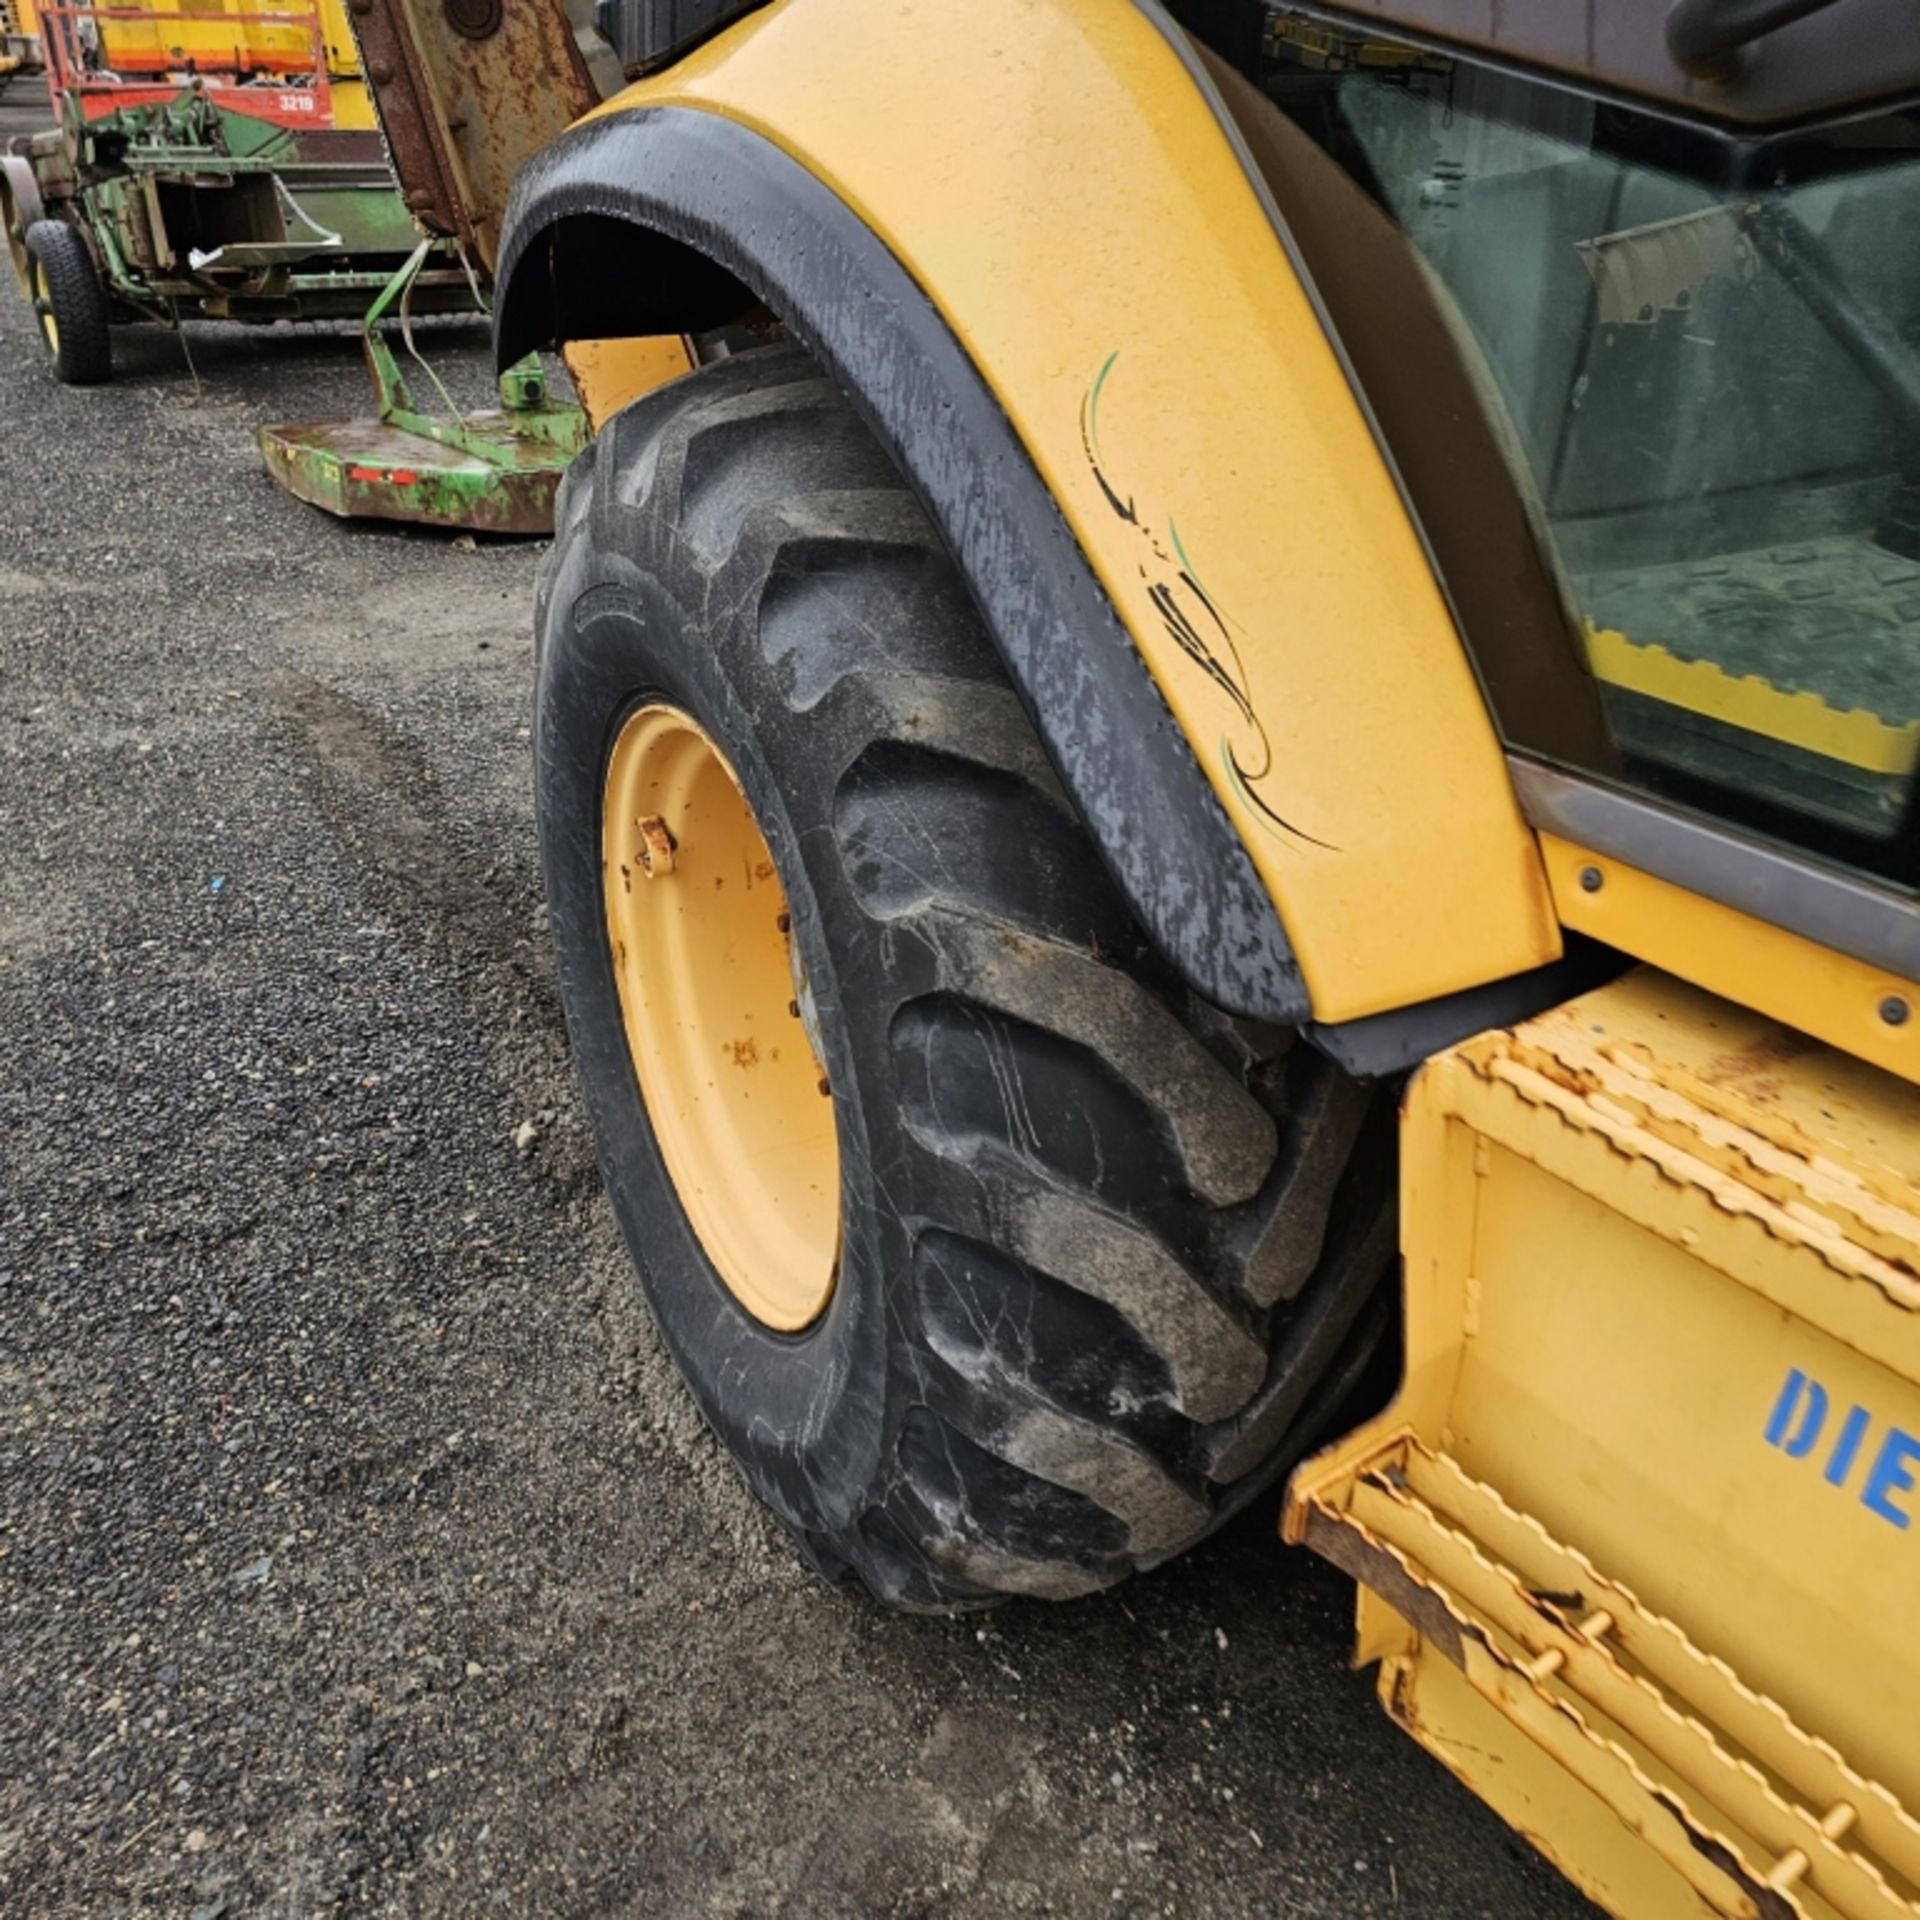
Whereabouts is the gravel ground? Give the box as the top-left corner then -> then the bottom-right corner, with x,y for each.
0,237 -> 1601,1916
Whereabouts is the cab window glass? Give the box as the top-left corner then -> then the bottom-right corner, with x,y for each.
1199,8 -> 1920,889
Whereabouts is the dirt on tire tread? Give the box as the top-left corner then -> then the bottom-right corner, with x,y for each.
543,343 -> 1396,1610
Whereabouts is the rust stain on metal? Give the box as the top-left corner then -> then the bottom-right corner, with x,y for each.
1460,1019 -> 1920,1308
635,815 -> 676,877
1525,1586 -> 1588,1618
1299,1504 -> 1465,1670
1660,1787 -> 1791,1920
1698,1031 -> 1819,1090
1385,1661 -> 1418,1728
345,0 -> 597,269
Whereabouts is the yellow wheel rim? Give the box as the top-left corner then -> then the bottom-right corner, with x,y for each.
602,703 -> 841,1330
29,254 -> 57,355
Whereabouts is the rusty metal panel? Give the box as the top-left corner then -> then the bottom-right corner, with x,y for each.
343,0 -> 596,267
258,413 -> 574,532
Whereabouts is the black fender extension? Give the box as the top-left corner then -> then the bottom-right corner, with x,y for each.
495,106 -> 1307,1026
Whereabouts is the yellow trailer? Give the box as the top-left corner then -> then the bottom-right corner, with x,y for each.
324,0 -> 1920,1910
13,0 -> 373,118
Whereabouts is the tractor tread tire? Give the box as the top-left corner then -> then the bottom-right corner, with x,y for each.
24,219 -> 111,386
537,344 -> 1393,1611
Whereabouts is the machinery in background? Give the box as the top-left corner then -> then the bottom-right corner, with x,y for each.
252,0 -> 638,531
0,0 -> 42,72
0,0 -> 478,384
258,235 -> 591,534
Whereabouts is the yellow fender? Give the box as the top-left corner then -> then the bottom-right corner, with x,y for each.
497,0 -> 1563,1030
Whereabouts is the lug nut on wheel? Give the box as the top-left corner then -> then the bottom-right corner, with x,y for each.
634,814 -> 676,877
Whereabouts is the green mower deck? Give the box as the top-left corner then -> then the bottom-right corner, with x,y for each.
259,240 -> 587,535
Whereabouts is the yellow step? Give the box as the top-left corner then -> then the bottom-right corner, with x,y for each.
1288,970 -> 1920,1920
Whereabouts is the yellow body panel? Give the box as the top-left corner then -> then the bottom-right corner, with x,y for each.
310,0 -> 377,124
1539,833 -> 1920,1087
234,2 -> 314,75
322,78 -> 375,128
99,0 -> 306,75
1289,970 -> 1920,1919
1377,1650 -> 1748,1920
562,335 -> 696,435
312,0 -> 357,70
584,0 -> 1562,1023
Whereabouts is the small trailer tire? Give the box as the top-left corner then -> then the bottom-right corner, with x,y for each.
24,220 -> 113,386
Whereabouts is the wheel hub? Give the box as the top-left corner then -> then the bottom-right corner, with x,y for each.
30,256 -> 57,356
601,703 -> 841,1330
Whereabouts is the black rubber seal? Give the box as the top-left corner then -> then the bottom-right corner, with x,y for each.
1307,936 -> 1630,1079
495,106 -> 1307,1023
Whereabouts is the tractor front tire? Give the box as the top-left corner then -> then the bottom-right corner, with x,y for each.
535,345 -> 1394,1609
24,220 -> 111,387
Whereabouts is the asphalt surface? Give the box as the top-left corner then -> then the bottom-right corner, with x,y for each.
0,231 -> 1602,1915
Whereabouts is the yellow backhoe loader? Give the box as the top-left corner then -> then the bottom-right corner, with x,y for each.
332,0 -> 1920,1912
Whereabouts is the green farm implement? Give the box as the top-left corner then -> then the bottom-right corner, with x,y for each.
1,1 -> 478,384
258,238 -> 587,535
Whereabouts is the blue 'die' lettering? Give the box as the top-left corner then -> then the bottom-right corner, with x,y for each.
1764,1368 -> 1827,1456
1863,1429 -> 1920,1531
1763,1366 -> 1919,1532
1823,1403 -> 1872,1488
